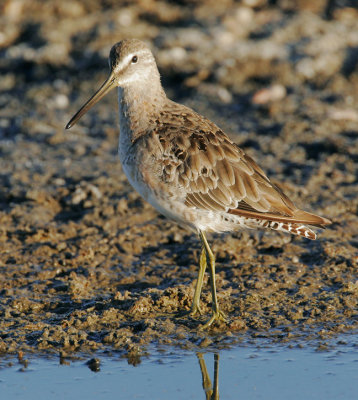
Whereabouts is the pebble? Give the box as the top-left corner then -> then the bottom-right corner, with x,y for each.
252,84 -> 286,104
54,94 -> 69,109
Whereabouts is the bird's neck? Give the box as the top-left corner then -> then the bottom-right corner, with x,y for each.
118,81 -> 166,143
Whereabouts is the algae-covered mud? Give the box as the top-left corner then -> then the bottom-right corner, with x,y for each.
0,0 -> 357,358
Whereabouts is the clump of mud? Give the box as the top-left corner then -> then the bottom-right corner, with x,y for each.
0,0 -> 357,358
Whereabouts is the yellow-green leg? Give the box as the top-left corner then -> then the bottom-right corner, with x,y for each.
190,245 -> 207,316
199,230 -> 227,329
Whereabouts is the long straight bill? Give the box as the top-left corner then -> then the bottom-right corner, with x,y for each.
66,72 -> 116,129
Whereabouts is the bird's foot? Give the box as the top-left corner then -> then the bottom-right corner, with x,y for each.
199,310 -> 228,330
189,303 -> 203,318
177,303 -> 202,319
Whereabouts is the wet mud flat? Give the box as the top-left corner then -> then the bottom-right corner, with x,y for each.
0,0 -> 357,360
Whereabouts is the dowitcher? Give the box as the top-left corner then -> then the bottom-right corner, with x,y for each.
66,39 -> 331,328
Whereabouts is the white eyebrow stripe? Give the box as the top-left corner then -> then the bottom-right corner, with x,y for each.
115,49 -> 150,71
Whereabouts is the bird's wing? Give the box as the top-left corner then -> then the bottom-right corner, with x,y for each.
153,103 -> 330,227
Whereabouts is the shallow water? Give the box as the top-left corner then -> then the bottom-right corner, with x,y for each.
1,334 -> 357,400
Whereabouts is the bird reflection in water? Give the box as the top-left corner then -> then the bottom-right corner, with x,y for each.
197,353 -> 219,400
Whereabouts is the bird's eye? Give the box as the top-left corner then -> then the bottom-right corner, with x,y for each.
131,55 -> 138,63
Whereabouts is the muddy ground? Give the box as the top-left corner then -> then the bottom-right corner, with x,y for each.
0,0 -> 357,360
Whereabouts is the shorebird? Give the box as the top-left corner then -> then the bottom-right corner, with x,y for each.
66,39 -> 331,328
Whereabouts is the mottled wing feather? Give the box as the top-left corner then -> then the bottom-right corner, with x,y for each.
152,101 -> 330,227
153,103 -> 293,214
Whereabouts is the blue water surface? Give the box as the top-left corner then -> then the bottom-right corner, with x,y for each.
0,334 -> 357,400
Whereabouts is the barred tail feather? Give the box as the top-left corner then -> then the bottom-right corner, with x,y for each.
263,220 -> 317,240
228,207 -> 331,240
